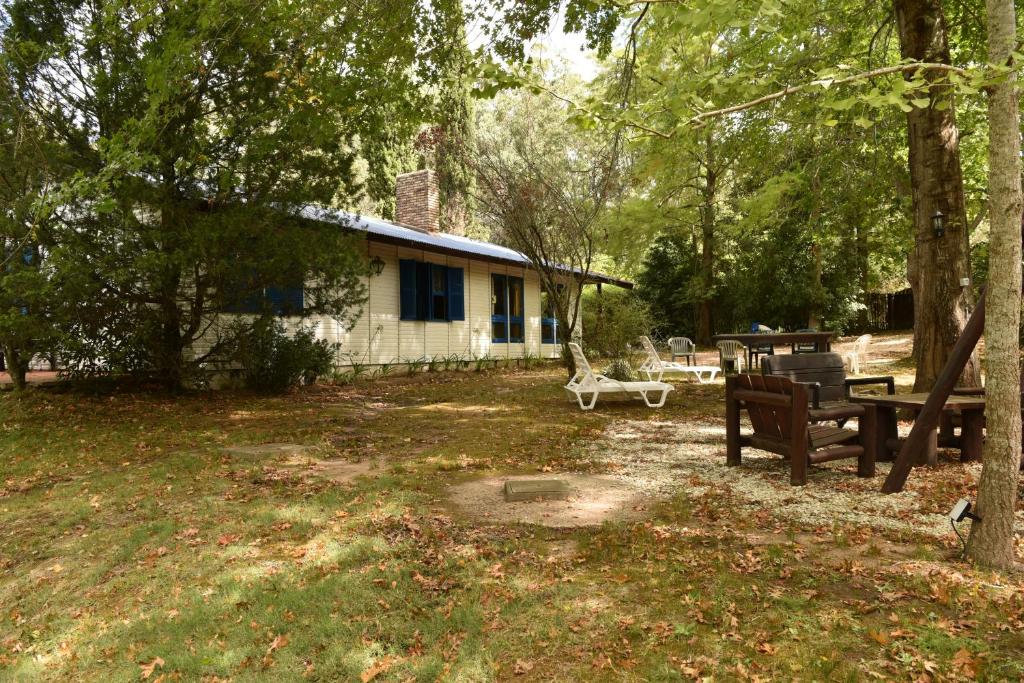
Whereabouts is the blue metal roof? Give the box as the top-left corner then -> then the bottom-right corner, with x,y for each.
299,205 -> 633,288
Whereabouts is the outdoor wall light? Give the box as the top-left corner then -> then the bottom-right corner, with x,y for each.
949,498 -> 981,524
932,210 -> 946,239
949,497 -> 981,555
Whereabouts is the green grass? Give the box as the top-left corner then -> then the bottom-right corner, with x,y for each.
1,364 -> 1022,681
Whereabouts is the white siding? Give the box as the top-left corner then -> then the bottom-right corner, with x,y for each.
194,239 -> 582,368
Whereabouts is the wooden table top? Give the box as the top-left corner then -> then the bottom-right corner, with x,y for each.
711,331 -> 833,345
849,392 -> 985,410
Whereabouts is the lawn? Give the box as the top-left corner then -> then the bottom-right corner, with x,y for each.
2,344 -> 1023,682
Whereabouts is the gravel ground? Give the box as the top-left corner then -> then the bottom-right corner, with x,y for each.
591,418 -> 1023,544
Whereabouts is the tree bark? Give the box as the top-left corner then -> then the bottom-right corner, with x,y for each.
2,343 -> 27,392
966,0 -> 1022,570
696,131 -> 716,346
894,0 -> 980,391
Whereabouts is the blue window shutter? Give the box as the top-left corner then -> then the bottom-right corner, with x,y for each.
399,259 -> 418,320
447,267 -> 464,321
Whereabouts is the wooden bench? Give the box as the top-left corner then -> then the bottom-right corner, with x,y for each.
726,374 -> 877,486
761,352 -> 894,425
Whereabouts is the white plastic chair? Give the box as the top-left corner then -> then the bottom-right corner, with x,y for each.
564,343 -> 674,410
716,340 -> 746,374
638,336 -> 719,384
667,337 -> 697,365
844,334 -> 872,375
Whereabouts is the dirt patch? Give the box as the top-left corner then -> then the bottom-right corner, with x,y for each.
280,453 -> 382,484
223,442 -> 311,458
449,474 -> 652,528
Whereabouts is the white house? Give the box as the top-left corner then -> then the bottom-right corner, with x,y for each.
268,169 -> 632,367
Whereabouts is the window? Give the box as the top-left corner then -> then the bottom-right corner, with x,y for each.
224,281 -> 303,316
541,285 -> 562,344
431,266 -> 447,320
399,259 -> 464,322
492,274 -> 524,343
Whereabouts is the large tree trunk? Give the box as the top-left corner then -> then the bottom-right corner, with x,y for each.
966,0 -> 1022,570
2,343 -> 27,392
895,0 -> 980,391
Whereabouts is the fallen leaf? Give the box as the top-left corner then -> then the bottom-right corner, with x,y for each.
952,648 -> 979,678
217,533 -> 240,546
513,659 -> 534,675
361,655 -> 396,682
867,629 -> 890,646
267,634 -> 288,654
140,656 -> 164,679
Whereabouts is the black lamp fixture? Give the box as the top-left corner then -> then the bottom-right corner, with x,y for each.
932,210 -> 946,239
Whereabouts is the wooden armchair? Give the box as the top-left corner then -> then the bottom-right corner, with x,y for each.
761,352 -> 894,425
726,374 -> 876,486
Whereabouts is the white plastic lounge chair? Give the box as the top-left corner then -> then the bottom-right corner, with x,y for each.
564,343 -> 674,410
716,340 -> 746,374
843,334 -> 872,375
638,336 -> 720,384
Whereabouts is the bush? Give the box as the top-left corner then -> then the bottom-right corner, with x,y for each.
603,357 -> 635,381
235,320 -> 335,393
581,288 -> 653,360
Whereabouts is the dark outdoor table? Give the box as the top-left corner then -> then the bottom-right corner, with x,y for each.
711,331 -> 834,369
849,392 -> 985,466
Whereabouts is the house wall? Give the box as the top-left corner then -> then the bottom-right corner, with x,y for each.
189,239 -> 573,371
315,241 -> 568,366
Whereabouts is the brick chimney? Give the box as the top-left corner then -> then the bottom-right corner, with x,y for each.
395,169 -> 439,232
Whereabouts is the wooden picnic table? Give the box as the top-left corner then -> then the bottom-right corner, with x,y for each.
849,392 -> 985,466
711,331 -> 834,369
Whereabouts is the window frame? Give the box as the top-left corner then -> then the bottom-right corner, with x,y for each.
540,285 -> 562,344
492,273 -> 525,344
399,259 -> 464,322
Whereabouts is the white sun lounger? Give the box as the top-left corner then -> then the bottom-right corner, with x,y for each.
564,342 -> 674,410
638,336 -> 720,384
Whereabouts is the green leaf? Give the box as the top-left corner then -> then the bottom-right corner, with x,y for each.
853,117 -> 873,129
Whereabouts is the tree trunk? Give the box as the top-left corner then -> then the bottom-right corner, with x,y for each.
807,170 -> 824,329
895,0 -> 980,391
855,218 -> 871,330
966,0 -> 1022,570
696,132 -> 716,346
808,241 -> 823,329
2,343 -> 27,392
156,187 -> 186,392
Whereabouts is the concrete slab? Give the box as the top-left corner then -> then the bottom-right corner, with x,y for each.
504,479 -> 569,502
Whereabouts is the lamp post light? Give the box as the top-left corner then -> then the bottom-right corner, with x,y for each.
932,210 -> 946,239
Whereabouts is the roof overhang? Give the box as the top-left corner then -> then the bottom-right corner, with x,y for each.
299,206 -> 634,289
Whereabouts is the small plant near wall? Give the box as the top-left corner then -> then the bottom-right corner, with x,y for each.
374,362 -> 394,379
405,357 -> 427,374
427,355 -> 442,372
474,355 -> 493,372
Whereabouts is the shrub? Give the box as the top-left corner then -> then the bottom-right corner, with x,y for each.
581,288 -> 653,360
235,320 -> 335,393
603,357 -> 635,381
